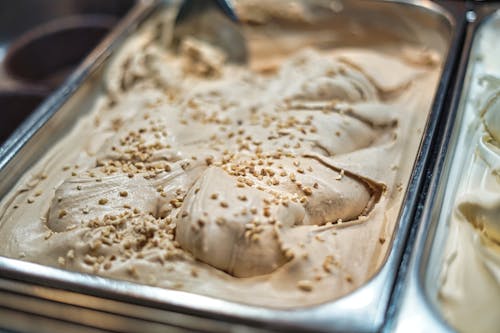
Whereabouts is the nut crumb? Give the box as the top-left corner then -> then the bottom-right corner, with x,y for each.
322,255 -> 334,273
303,187 -> 313,196
297,280 -> 314,292
58,210 -> 67,219
126,266 -> 139,278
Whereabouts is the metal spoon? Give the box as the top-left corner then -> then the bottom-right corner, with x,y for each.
173,0 -> 247,64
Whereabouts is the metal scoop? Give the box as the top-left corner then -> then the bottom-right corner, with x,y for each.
173,0 -> 247,64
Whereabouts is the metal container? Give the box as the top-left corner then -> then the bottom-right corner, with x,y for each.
385,3 -> 500,333
0,0 -> 140,145
0,1 -> 465,332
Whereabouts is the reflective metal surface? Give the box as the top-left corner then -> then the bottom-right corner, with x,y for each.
0,1 -> 464,332
385,3 -> 499,333
0,276 -> 262,333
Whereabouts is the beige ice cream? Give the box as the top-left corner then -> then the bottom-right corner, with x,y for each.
438,82 -> 500,331
0,3 -> 440,307
438,19 -> 500,332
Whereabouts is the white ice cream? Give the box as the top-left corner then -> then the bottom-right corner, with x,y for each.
438,19 -> 500,332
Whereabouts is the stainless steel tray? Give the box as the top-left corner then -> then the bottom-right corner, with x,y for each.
0,1 -> 465,332
385,3 -> 499,333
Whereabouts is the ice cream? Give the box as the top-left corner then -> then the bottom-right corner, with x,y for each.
438,19 -> 500,332
0,4 -> 440,307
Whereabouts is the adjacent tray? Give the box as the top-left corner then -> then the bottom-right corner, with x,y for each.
385,3 -> 499,333
0,0 -> 466,332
